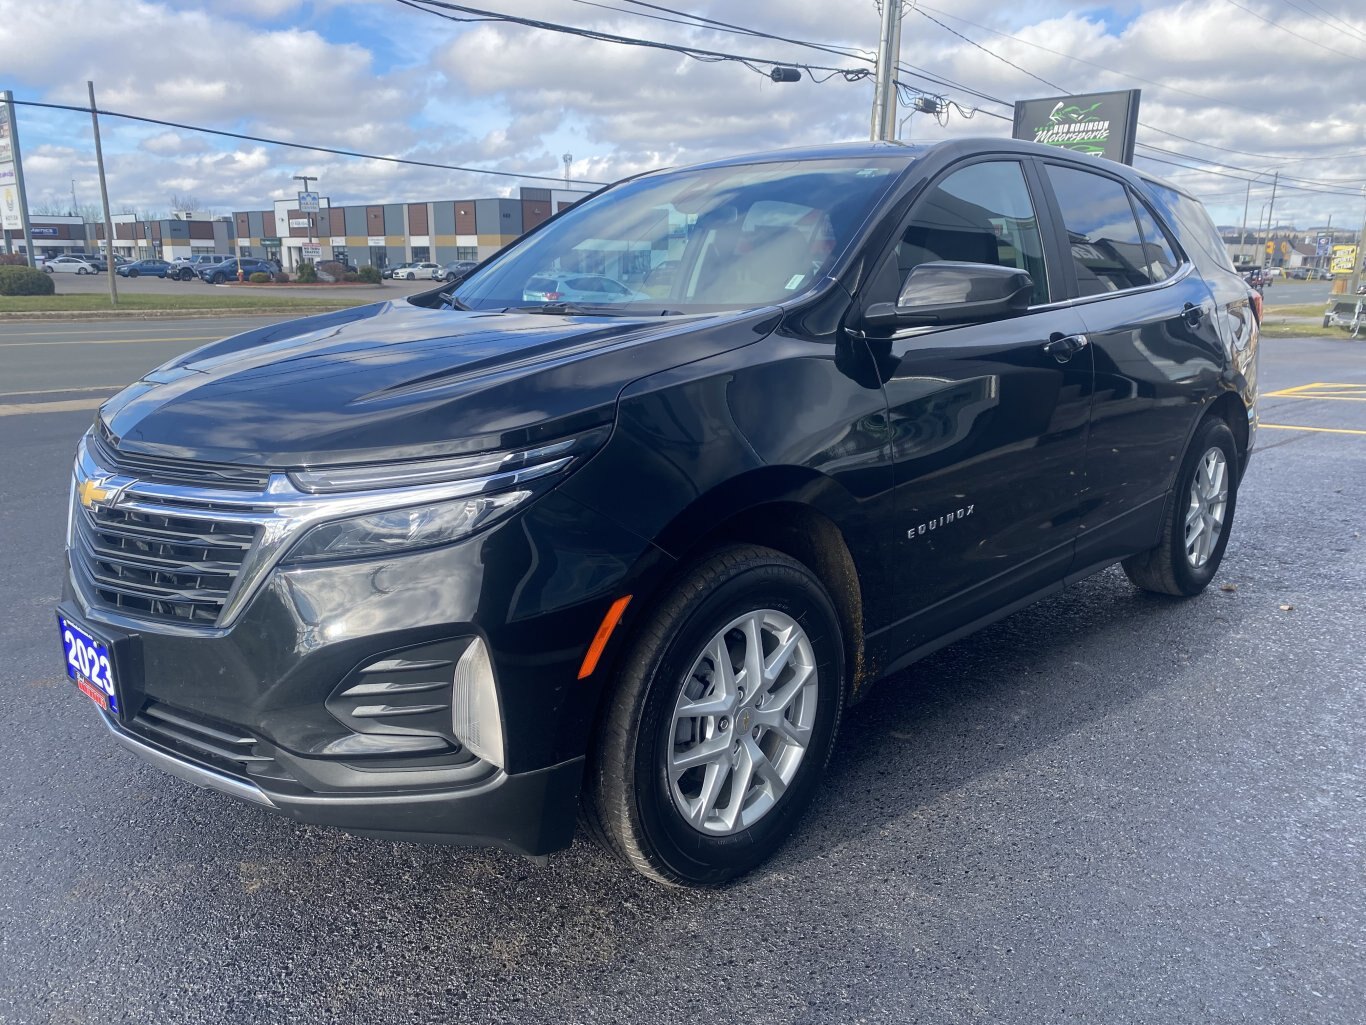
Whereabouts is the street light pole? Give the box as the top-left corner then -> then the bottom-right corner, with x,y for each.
1262,171 -> 1279,272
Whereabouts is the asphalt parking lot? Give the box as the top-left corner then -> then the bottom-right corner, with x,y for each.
0,320 -> 1362,1024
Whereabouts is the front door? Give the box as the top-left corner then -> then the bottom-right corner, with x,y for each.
858,158 -> 1093,665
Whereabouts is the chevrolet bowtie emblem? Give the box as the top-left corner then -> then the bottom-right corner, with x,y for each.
78,476 -> 117,510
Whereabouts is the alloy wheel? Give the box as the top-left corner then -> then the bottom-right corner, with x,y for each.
1184,446 -> 1228,568
667,609 -> 818,835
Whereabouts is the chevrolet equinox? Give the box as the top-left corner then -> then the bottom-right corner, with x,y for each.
59,139 -> 1258,886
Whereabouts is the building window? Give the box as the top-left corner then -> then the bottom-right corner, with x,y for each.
456,247 -> 478,261
412,246 -> 430,262
332,247 -> 347,265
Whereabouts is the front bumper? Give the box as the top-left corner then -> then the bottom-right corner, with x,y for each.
96,707 -> 585,855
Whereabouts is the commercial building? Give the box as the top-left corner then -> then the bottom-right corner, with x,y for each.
4,185 -> 588,269
232,186 -> 588,271
92,212 -> 236,262
3,214 -> 90,260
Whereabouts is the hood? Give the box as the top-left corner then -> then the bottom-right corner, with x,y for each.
99,300 -> 776,467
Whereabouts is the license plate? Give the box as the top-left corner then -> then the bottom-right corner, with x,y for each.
58,615 -> 120,714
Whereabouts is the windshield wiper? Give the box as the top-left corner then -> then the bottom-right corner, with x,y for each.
504,302 -> 683,317
439,291 -> 471,311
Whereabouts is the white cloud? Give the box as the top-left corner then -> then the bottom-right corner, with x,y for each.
0,0 -> 1362,228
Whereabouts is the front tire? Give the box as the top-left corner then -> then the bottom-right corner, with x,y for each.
128,269 -> 139,278
211,271 -> 226,284
1123,416 -> 1239,596
585,545 -> 845,887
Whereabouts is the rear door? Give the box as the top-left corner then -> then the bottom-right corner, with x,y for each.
1035,161 -> 1227,572
859,157 -> 1094,661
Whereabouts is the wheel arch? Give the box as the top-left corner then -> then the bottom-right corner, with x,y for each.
1206,389 -> 1250,477
593,465 -> 871,711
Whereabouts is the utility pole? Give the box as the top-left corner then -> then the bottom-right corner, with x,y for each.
1238,178 -> 1252,268
1261,171 -> 1279,273
294,173 -> 317,274
563,153 -> 572,186
88,82 -> 117,306
2,90 -> 37,267
870,0 -> 902,141
1349,187 -> 1366,299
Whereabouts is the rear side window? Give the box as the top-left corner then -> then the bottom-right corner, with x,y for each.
1046,164 -> 1158,296
1129,195 -> 1181,283
1143,180 -> 1236,274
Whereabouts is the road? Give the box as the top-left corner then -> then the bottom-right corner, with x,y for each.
1,318 -> 1363,1024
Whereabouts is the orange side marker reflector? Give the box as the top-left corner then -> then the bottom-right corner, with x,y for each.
578,595 -> 632,680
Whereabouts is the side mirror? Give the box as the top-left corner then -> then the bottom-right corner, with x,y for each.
864,262 -> 1034,330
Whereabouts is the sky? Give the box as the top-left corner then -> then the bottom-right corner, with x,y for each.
1,0 -> 1364,232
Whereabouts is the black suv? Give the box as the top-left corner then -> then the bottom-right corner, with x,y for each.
59,140 -> 1258,885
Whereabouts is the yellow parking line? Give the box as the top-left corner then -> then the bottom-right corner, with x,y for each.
1260,423 -> 1366,436
1264,394 -> 1366,402
0,397 -> 105,417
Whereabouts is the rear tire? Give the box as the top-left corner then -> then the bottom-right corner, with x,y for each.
585,545 -> 845,887
1123,416 -> 1239,597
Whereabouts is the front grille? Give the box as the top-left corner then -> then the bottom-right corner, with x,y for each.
93,426 -> 270,491
73,495 -> 257,626
130,700 -> 270,779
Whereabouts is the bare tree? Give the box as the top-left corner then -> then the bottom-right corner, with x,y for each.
168,193 -> 214,217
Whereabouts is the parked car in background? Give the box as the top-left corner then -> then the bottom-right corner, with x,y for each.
42,255 -> 99,275
116,258 -> 173,279
197,257 -> 279,283
1243,268 -> 1268,290
436,259 -> 478,282
58,139 -> 1259,886
521,272 -> 650,304
384,262 -> 416,279
392,262 -> 441,281
169,254 -> 228,281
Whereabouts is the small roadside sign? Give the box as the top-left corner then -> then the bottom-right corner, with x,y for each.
301,243 -> 322,260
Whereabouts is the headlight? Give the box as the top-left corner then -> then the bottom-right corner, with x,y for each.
285,490 -> 530,563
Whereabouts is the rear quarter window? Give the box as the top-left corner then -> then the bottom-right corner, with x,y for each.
1142,180 -> 1235,274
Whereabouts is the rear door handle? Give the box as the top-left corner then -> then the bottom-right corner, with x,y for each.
1043,333 -> 1089,363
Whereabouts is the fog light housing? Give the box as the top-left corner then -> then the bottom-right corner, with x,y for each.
451,637 -> 505,770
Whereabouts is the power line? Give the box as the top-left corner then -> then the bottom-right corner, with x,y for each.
912,8 -> 1366,180
1224,0 -> 1366,60
1275,0 -> 1366,45
1285,0 -> 1366,44
403,0 -> 1001,118
8,98 -> 611,186
913,3 -> 1315,131
397,0 -> 874,82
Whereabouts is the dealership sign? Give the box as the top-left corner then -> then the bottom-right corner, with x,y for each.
28,225 -> 58,237
1330,244 -> 1356,275
1012,89 -> 1141,164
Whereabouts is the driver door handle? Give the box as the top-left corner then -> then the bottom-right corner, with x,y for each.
1043,332 -> 1089,363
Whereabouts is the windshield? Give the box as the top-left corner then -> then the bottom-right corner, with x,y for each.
454,156 -> 906,313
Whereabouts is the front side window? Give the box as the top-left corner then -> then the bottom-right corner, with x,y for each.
455,157 -> 906,312
1046,164 -> 1162,296
883,160 -> 1050,306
